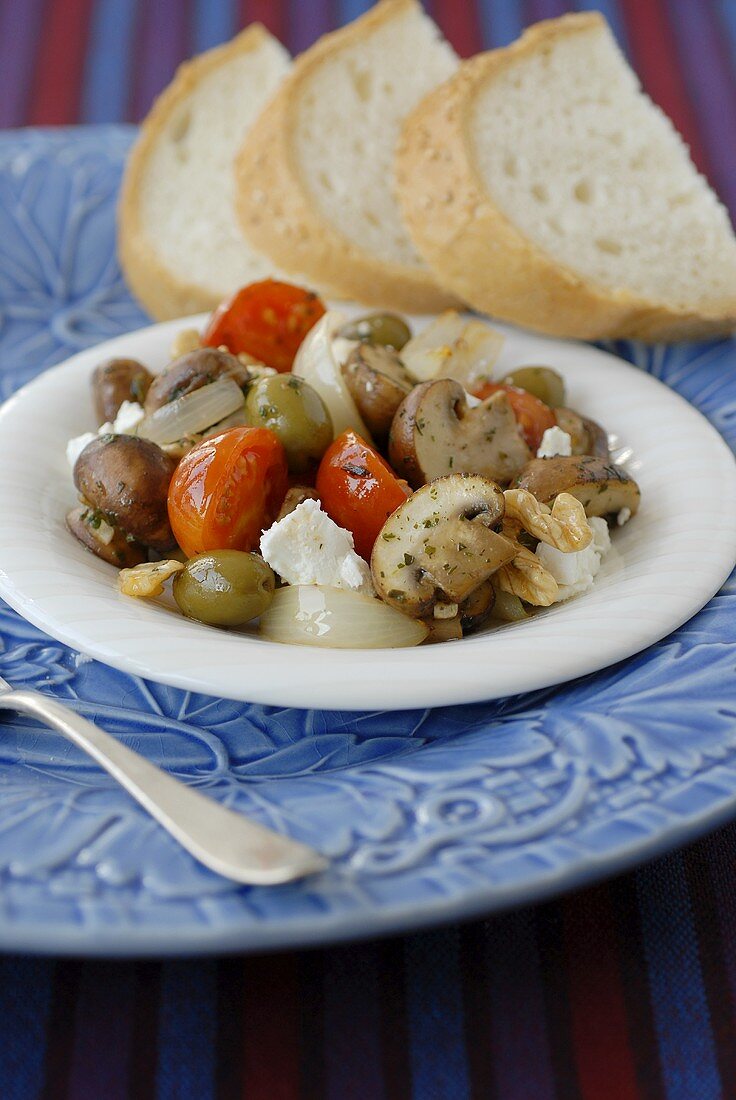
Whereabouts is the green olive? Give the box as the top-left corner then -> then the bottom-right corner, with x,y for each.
173,551 -> 275,627
338,313 -> 412,350
502,366 -> 566,408
245,374 -> 333,473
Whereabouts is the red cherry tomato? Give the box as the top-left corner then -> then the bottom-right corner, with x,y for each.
316,431 -> 409,561
202,279 -> 326,372
168,427 -> 288,557
472,381 -> 556,452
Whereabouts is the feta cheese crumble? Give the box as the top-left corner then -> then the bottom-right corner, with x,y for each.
617,507 -> 632,527
535,517 -> 611,602
66,432 -> 98,470
66,402 -> 146,469
112,400 -> 145,435
260,498 -> 374,596
536,426 -> 572,459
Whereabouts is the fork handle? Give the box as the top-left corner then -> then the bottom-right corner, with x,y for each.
0,691 -> 326,885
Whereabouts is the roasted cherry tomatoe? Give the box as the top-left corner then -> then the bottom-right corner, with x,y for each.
168,426 -> 288,557
316,430 -> 409,561
472,381 -> 556,453
201,279 -> 326,372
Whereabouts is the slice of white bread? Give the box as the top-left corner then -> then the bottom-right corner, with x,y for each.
234,0 -> 460,312
396,13 -> 736,341
119,26 -> 291,321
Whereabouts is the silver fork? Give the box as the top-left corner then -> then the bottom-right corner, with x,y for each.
0,674 -> 326,885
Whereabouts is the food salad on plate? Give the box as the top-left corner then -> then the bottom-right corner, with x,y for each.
65,279 -> 640,649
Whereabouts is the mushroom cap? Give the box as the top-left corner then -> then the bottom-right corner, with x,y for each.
73,435 -> 177,551
66,506 -> 147,568
554,407 -> 609,459
513,456 -> 641,518
389,378 -> 531,489
144,348 -> 251,413
341,343 -> 414,441
371,474 -> 516,617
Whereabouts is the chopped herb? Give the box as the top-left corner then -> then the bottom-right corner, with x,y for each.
415,418 -> 426,435
342,462 -> 371,478
403,553 -> 415,565
425,545 -> 436,558
286,376 -> 302,390
448,456 -> 454,468
381,532 -> 398,541
388,590 -> 405,601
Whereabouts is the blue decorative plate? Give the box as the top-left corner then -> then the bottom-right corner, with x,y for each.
1,127 -> 735,956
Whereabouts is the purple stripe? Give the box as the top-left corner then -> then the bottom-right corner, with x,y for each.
130,0 -> 190,122
667,0 -> 736,218
67,963 -> 137,1100
323,944 -> 385,1100
526,0 -> 569,22
288,0 -> 331,53
0,0 -> 45,127
488,911 -> 556,1100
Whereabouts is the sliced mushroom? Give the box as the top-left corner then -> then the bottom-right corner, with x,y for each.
92,358 -> 153,425
66,505 -> 147,568
341,344 -> 414,441
74,435 -> 177,552
554,407 -> 609,459
371,474 -> 516,618
389,378 -> 531,489
144,348 -> 251,414
512,456 -> 641,519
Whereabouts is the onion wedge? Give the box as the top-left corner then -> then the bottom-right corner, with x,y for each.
292,312 -> 373,441
259,586 -> 428,649
138,378 -> 244,446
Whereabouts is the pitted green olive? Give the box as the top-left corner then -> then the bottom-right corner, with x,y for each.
502,366 -> 565,408
245,374 -> 333,472
173,551 -> 275,627
337,313 -> 412,350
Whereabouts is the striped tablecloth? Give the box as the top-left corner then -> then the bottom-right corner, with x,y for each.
2,2 -> 736,1098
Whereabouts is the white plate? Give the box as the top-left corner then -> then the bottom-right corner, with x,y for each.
0,313 -> 734,711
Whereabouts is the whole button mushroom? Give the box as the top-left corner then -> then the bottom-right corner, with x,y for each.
144,348 -> 252,414
371,474 -> 517,619
553,407 -> 610,459
341,344 -> 414,443
91,358 -> 153,425
66,505 -> 147,568
73,435 -> 178,552
389,378 -> 531,488
512,456 -> 641,518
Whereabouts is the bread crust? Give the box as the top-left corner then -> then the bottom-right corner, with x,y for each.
119,25 -> 284,321
234,0 -> 460,313
395,12 -> 736,342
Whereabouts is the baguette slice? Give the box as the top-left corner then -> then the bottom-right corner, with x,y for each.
119,26 -> 291,321
235,0 -> 460,312
396,13 -> 736,341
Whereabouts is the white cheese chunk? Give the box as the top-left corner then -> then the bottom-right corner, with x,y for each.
112,400 -> 145,435
260,498 -> 374,596
536,426 -> 572,458
536,517 -> 611,602
617,506 -> 632,526
66,432 -> 98,470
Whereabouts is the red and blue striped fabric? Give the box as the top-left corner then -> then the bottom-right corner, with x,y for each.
1,2 -> 736,1096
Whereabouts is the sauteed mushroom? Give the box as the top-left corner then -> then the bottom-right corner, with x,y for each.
513,456 -> 640,519
554,407 -> 609,459
389,379 -> 531,488
144,348 -> 251,413
92,358 -> 152,425
341,343 -> 414,441
73,435 -> 177,552
66,505 -> 147,568
371,474 -> 516,617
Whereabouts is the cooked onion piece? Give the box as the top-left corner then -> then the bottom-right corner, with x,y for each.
259,585 -> 428,648
138,378 -> 244,446
292,311 -> 373,441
